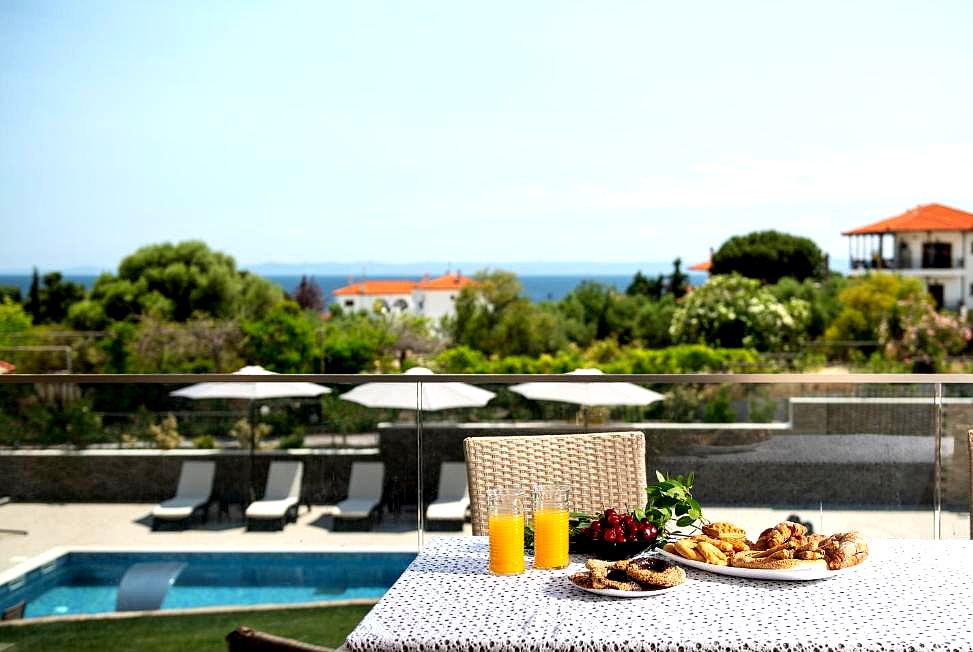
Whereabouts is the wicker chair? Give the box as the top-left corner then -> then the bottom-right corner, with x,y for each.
463,431 -> 647,536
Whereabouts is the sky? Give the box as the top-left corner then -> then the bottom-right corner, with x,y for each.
2,1 -> 973,273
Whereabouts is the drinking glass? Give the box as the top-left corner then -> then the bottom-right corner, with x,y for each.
487,488 -> 526,575
532,484 -> 570,570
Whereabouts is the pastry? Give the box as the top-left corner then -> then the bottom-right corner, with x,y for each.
624,557 -> 686,588
702,522 -> 747,540
818,532 -> 869,570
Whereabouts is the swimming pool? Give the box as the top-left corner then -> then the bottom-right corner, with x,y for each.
0,551 -> 416,619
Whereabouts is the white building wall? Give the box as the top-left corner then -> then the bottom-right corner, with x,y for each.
412,290 -> 461,321
337,293 -> 413,313
893,231 -> 967,309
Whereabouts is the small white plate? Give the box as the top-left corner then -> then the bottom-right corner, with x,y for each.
567,574 -> 687,598
657,549 -> 866,581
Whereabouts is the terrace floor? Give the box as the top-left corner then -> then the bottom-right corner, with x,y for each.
0,502 -> 968,577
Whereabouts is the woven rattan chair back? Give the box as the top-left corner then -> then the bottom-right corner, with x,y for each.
463,431 -> 647,536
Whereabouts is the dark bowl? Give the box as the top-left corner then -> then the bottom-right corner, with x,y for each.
576,538 -> 655,561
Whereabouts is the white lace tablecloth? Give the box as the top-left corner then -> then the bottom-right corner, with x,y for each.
344,536 -> 973,652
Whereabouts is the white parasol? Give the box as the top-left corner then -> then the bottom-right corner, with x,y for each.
509,368 -> 664,426
339,367 -> 495,411
170,365 -> 330,498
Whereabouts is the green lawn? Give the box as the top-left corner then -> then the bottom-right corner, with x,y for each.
0,603 -> 373,652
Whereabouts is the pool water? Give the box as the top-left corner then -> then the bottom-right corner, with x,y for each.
0,551 -> 415,619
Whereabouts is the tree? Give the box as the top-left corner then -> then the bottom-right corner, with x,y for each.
668,258 -> 689,298
0,297 -> 32,334
321,312 -> 395,372
450,270 -> 567,356
626,271 -> 665,300
770,275 -> 847,340
26,268 -> 41,318
132,316 -> 244,373
37,272 -> 85,324
669,273 -> 810,350
243,301 -> 319,373
90,241 -> 284,322
711,230 -> 825,284
382,314 -> 441,368
293,275 -> 324,312
0,286 -> 22,304
825,273 -> 931,344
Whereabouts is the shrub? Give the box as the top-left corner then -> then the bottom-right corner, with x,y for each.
230,418 -> 271,449
148,414 -> 182,449
191,434 -> 217,449
277,433 -> 306,449
669,274 -> 810,350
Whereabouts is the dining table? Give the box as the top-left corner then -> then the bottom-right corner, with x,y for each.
343,536 -> 973,652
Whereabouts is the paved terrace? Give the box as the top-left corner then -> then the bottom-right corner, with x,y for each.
0,502 -> 967,578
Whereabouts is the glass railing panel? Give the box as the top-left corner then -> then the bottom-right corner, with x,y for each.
415,379 -> 945,545
0,377 -> 420,622
940,382 -> 971,539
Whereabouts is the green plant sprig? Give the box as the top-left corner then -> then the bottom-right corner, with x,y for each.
643,471 -> 704,540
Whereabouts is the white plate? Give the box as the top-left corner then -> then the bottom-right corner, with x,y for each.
657,549 -> 865,581
568,576 -> 687,598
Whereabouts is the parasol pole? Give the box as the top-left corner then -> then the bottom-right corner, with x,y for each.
248,400 -> 257,502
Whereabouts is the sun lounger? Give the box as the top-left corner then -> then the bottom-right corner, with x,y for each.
425,462 -> 469,531
246,461 -> 304,530
151,461 -> 215,530
324,462 -> 384,530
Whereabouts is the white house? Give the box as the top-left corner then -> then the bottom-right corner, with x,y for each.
411,273 -> 476,321
843,203 -> 973,310
332,280 -> 417,313
332,273 -> 476,320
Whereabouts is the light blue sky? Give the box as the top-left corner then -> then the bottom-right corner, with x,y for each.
2,1 -> 972,272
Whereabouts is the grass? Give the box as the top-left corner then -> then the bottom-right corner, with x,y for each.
0,603 -> 373,652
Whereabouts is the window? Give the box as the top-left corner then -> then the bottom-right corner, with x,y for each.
344,299 -> 354,307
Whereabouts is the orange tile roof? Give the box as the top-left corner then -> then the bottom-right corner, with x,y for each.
333,280 -> 417,296
688,260 -> 712,272
842,203 -> 973,235
416,273 -> 476,290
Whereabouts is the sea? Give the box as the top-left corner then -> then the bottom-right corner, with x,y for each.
0,273 -> 704,305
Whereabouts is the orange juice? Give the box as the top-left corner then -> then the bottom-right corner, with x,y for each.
488,513 -> 525,575
532,508 -> 569,569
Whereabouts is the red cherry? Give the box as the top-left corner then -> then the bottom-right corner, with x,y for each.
647,524 -> 658,538
604,528 -> 617,542
604,508 -> 617,518
606,515 -> 620,527
590,521 -> 602,532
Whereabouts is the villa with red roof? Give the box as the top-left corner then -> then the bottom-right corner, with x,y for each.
843,203 -> 973,309
332,272 -> 476,321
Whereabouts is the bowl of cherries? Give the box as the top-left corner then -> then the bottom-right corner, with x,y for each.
577,508 -> 659,560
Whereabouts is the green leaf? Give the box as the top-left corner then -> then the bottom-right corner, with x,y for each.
655,470 -> 666,482
676,515 -> 695,527
674,504 -> 688,516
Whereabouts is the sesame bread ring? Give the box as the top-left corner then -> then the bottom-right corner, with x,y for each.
624,557 -> 686,588
730,551 -> 827,571
594,569 -> 644,591
569,571 -> 595,588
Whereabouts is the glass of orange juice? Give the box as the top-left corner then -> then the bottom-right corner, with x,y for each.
487,488 -> 526,575
532,484 -> 570,570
